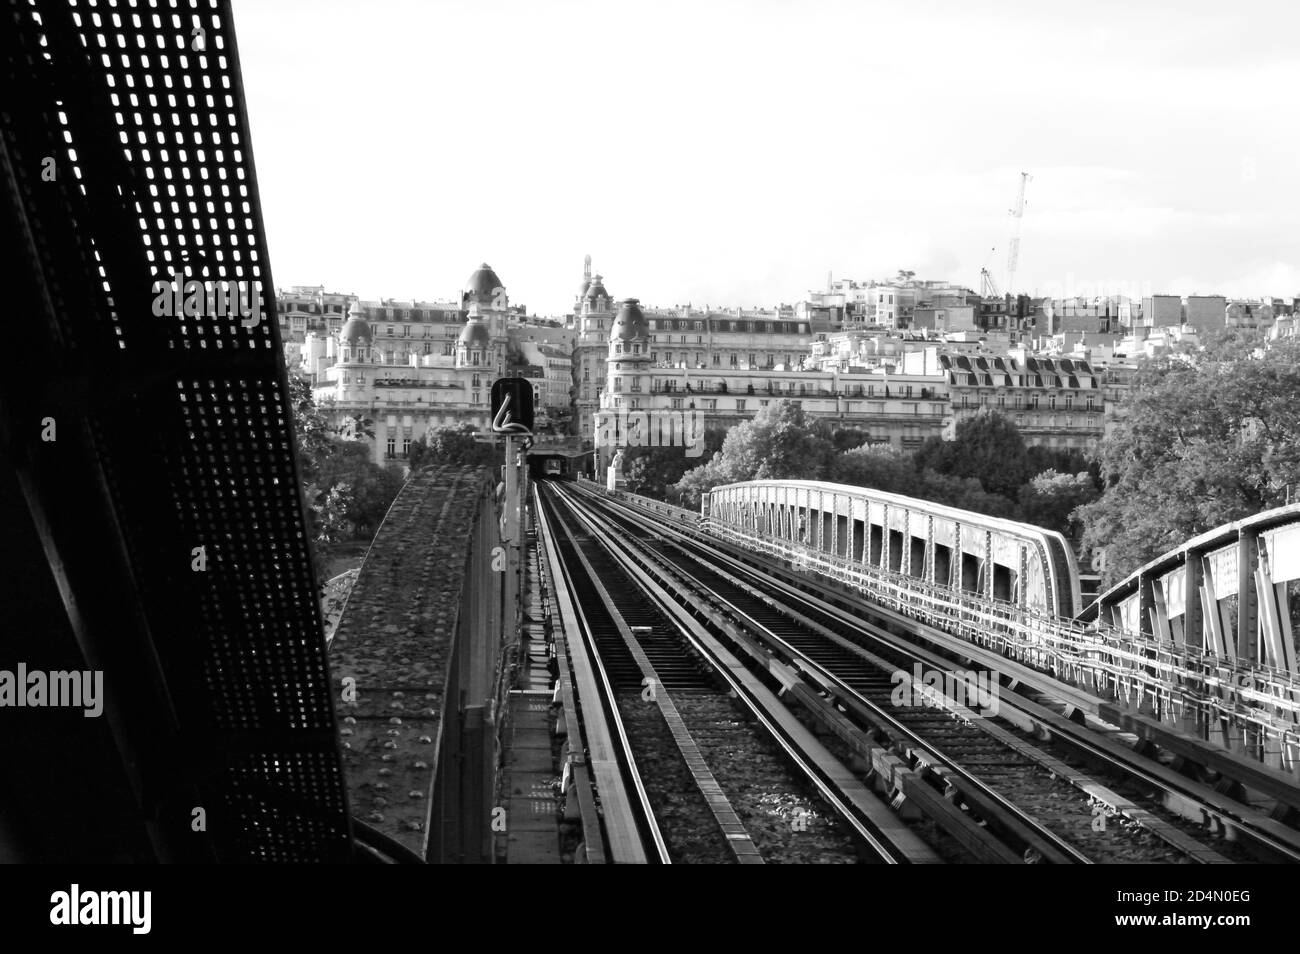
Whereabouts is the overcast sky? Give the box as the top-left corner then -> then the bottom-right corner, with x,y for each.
234,0 -> 1300,316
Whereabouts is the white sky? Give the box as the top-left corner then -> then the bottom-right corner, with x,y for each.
234,0 -> 1300,316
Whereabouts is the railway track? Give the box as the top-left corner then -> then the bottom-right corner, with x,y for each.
558,480 -> 1300,864
538,485 -> 922,863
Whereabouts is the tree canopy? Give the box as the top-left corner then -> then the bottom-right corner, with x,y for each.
915,408 -> 1030,498
408,424 -> 501,471
1078,333 -> 1300,585
674,401 -> 837,505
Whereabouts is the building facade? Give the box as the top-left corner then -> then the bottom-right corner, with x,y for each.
306,264 -> 511,464
940,350 -> 1104,449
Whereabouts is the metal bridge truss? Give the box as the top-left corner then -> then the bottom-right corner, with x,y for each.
700,518 -> 1300,772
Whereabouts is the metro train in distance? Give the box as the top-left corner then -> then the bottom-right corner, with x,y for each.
702,480 -> 1083,619
544,459 -> 564,477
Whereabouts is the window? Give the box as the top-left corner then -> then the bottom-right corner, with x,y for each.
712,354 -> 721,366
443,343 -> 453,356
472,373 -> 481,388
357,374 -> 365,384
729,354 -> 738,366
615,377 -> 622,390
472,391 -> 480,404
1049,396 -> 1057,410
386,326 -> 394,337
1065,395 -> 1073,410
695,353 -> 703,365
651,352 -> 657,362
631,378 -> 641,392
760,400 -> 769,407
696,335 -> 703,344
403,326 -> 411,337
583,369 -> 590,381
704,399 -> 717,410
386,438 -> 396,459
671,398 -> 683,410
736,399 -> 746,412
402,438 -> 411,457
748,353 -> 756,366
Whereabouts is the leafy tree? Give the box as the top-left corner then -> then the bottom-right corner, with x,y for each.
407,436 -> 432,471
425,424 -> 501,467
337,414 -> 375,441
314,442 -> 406,539
623,428 -> 726,502
1026,445 -> 1095,484
314,482 -> 354,544
916,409 -> 1030,499
286,369 -> 333,484
816,422 -> 875,453
831,443 -> 915,493
1078,333 -> 1300,585
673,401 -> 836,505
832,441 -> 1017,518
1019,470 -> 1098,537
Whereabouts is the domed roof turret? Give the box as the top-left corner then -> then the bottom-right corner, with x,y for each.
341,301 -> 371,343
464,263 -> 504,307
613,298 -> 648,340
458,316 -> 492,349
585,275 -> 608,301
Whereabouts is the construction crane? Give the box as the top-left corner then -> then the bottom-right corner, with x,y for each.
979,247 -> 1000,299
1005,171 -> 1031,295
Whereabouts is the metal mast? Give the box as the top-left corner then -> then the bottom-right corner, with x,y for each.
1005,172 -> 1030,295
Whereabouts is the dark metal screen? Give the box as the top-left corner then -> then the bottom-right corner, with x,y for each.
1,0 -> 351,861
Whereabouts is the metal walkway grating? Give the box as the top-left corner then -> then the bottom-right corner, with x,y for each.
1,0 -> 351,861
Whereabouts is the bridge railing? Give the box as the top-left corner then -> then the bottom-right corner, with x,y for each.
575,477 -> 701,527
700,520 -> 1300,764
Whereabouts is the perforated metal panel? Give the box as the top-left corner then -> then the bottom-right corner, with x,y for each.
2,0 -> 352,861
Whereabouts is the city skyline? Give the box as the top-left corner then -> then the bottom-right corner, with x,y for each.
237,0 -> 1300,316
